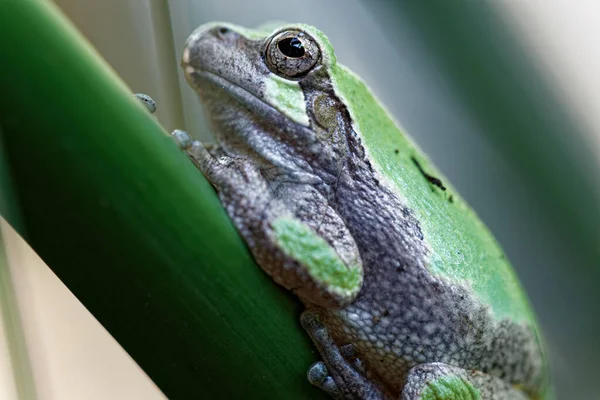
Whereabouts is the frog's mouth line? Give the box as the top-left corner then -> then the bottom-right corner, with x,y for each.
186,68 -> 295,127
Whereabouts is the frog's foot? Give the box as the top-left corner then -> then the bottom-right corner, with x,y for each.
301,310 -> 390,400
133,93 -> 157,114
401,363 -> 529,400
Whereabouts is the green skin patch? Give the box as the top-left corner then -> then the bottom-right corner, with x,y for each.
420,376 -> 481,400
328,62 -> 535,326
264,76 -> 309,126
272,217 -> 362,297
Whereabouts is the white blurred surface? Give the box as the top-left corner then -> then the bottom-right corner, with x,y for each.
0,282 -> 19,400
1,220 -> 165,400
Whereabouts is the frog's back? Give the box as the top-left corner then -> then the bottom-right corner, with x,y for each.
296,24 -> 537,325
299,24 -> 549,397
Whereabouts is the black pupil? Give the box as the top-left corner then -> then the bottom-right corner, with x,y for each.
278,37 -> 305,58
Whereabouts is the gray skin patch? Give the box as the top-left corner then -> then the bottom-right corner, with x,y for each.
181,24 -> 544,399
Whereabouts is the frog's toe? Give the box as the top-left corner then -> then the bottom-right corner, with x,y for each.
300,309 -> 323,333
340,344 -> 366,375
307,362 -> 340,398
171,129 -> 194,150
133,93 -> 156,114
339,344 -> 355,358
307,361 -> 329,383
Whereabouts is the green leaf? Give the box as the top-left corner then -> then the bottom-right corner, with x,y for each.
0,1 -> 323,398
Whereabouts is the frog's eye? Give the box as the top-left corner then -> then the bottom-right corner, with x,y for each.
265,30 -> 320,78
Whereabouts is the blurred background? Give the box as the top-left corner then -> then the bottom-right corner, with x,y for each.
1,0 -> 599,399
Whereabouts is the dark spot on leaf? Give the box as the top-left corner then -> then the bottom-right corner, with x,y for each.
411,156 -> 446,191
448,194 -> 454,203
394,148 -> 399,154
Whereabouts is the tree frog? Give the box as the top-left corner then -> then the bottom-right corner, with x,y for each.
162,22 -> 551,399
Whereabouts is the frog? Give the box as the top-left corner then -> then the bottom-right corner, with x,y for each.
140,21 -> 551,399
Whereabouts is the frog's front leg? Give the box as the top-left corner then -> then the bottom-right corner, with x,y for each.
401,363 -> 529,400
132,94 -> 362,307
171,130 -> 364,309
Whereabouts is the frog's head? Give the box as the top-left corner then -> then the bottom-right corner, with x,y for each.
182,22 -> 351,186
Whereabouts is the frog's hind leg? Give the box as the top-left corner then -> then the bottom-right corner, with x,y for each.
301,310 -> 391,400
401,363 -> 528,400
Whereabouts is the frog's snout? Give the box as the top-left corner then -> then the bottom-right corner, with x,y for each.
181,23 -> 240,73
180,22 -> 268,116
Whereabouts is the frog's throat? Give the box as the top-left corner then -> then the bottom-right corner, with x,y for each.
186,68 -> 305,129
187,69 -> 321,176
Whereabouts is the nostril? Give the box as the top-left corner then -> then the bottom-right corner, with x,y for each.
216,26 -> 236,40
